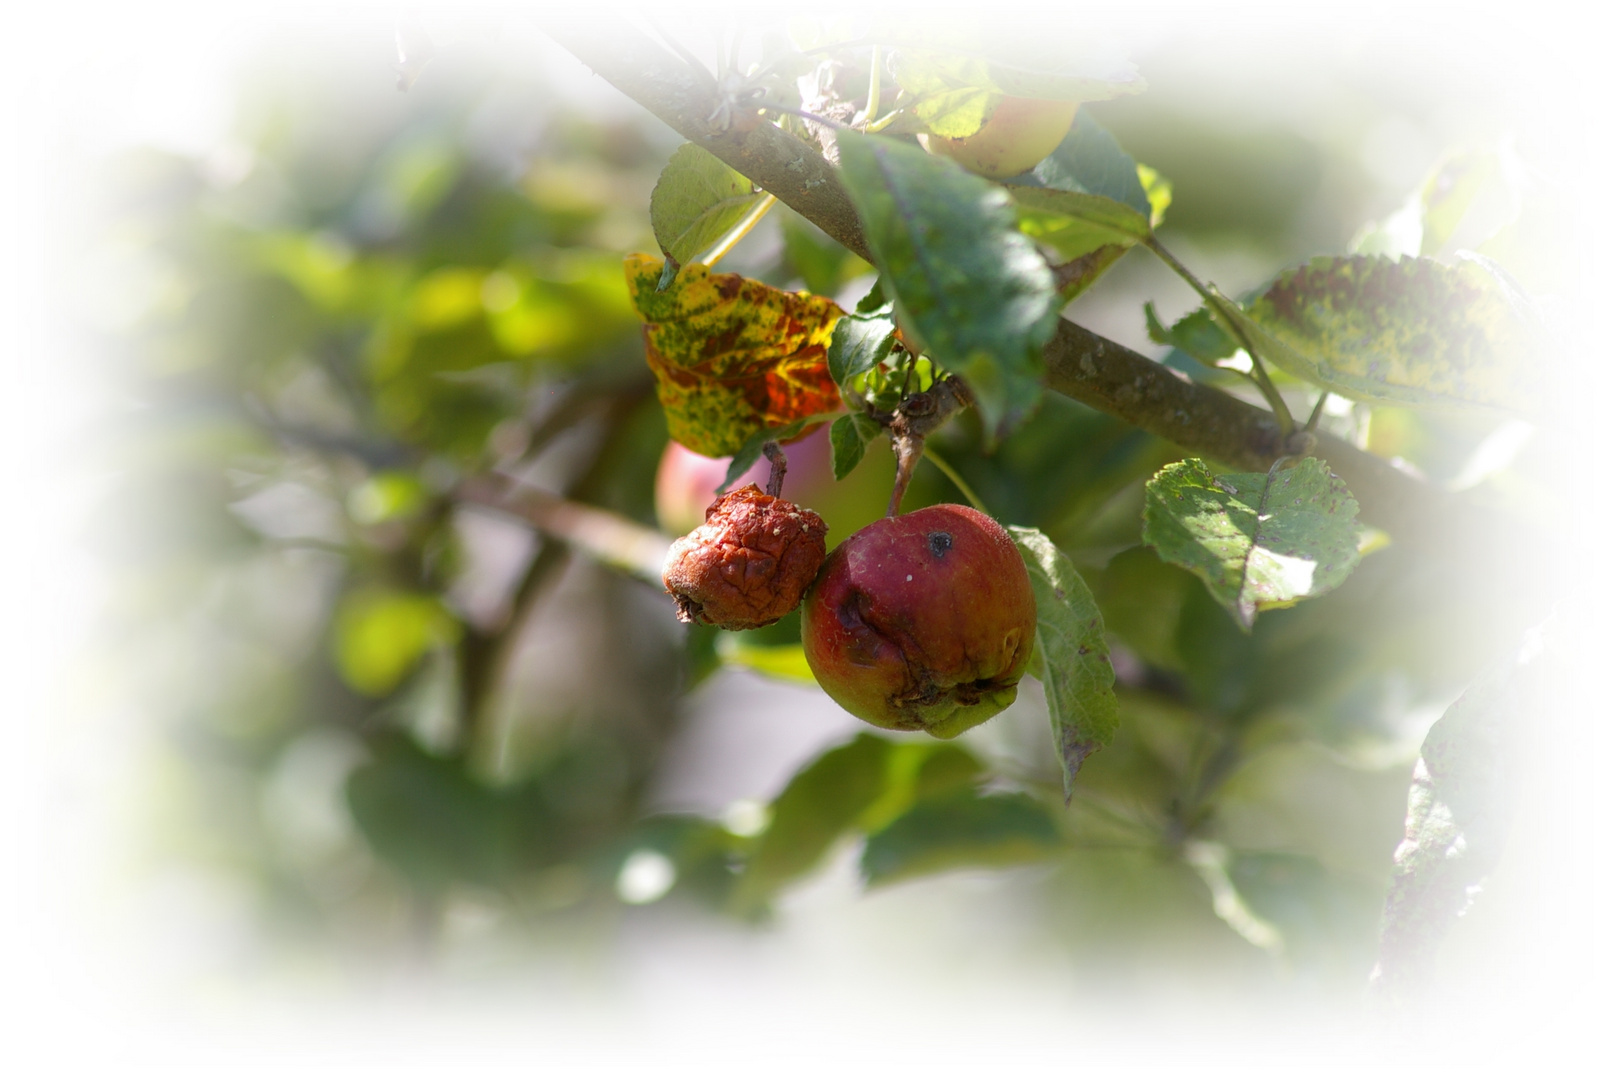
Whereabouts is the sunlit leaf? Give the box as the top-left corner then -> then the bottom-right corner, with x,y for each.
860,791 -> 1060,886
650,143 -> 762,265
836,132 -> 1057,444
331,588 -> 460,696
626,253 -> 846,458
1139,164 -> 1172,228
1373,622 -> 1550,1000
1142,458 -> 1363,631
1008,526 -> 1119,800
1211,255 -> 1538,414
716,634 -> 817,682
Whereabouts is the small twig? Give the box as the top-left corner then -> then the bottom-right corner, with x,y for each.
884,375 -> 972,516
762,440 -> 787,497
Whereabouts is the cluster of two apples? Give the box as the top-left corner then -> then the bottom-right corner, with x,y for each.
659,442 -> 1036,739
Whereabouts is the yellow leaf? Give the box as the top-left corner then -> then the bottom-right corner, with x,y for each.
625,253 -> 846,458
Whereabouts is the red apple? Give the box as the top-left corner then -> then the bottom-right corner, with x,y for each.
800,504 -> 1036,738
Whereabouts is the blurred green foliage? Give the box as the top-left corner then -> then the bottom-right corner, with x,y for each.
82,30 -> 1552,992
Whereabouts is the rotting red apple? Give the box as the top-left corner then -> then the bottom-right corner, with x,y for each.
919,96 -> 1080,180
662,484 -> 828,631
800,504 -> 1036,738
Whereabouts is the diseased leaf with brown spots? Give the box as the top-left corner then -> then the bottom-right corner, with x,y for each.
625,253 -> 846,458
1228,255 -> 1538,415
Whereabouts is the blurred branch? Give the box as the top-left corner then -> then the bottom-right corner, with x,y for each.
458,477 -> 671,585
544,20 -> 1542,555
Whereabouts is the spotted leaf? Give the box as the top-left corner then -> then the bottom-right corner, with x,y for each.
626,253 -> 846,458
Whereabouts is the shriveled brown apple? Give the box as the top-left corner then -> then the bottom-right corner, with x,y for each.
800,504 -> 1036,738
661,484 -> 828,631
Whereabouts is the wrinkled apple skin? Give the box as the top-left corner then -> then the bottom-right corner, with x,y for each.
662,484 -> 828,631
801,504 -> 1036,738
920,97 -> 1080,180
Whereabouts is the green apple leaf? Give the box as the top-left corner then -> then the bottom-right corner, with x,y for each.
1372,622 -> 1550,1000
827,312 -> 900,386
650,143 -> 762,265
860,791 -> 1060,887
828,412 -> 886,481
836,131 -> 1057,444
1145,301 -> 1241,367
1209,255 -> 1538,414
1141,457 -> 1363,631
1008,525 -> 1119,801
1028,108 -> 1152,216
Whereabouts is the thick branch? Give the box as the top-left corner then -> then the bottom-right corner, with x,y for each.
546,20 -> 1528,554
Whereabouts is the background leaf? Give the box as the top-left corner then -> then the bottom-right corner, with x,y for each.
836,131 -> 1057,443
1372,621 -> 1550,1001
733,734 -> 985,912
1008,526 -> 1120,800
860,791 -> 1060,887
650,143 -> 760,265
1142,458 -> 1363,630
627,254 -> 845,457
330,589 -> 459,696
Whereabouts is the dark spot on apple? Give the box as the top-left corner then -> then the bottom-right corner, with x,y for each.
928,531 -> 953,558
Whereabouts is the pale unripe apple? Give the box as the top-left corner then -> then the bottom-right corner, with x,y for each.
919,97 -> 1079,179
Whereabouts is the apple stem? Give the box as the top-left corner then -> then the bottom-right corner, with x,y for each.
883,374 -> 972,517
887,433 -> 922,517
763,440 -> 787,498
